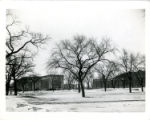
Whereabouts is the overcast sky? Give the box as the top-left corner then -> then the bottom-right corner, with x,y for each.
12,4 -> 145,76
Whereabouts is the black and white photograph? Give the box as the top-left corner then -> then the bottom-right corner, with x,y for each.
5,3 -> 147,112
0,0 -> 150,120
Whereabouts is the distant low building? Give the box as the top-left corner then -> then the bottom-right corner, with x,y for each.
112,70 -> 145,88
17,75 -> 64,91
92,79 -> 103,88
92,70 -> 145,89
92,78 -> 112,89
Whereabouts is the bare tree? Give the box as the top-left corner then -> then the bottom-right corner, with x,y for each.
95,61 -> 119,92
6,10 -> 49,95
119,49 -> 137,93
132,53 -> 145,92
47,35 -> 115,97
6,53 -> 34,95
6,11 -> 49,59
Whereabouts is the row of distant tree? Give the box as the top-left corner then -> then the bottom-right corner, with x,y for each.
6,10 -> 145,98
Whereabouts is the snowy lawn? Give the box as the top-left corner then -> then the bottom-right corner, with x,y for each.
6,88 -> 145,112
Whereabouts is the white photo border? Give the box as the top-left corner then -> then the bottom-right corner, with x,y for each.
0,1 -> 150,120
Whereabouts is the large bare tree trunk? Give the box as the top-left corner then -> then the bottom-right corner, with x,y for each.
6,75 -> 11,95
141,85 -> 144,92
103,80 -> 107,92
103,75 -> 107,92
13,77 -> 18,96
80,81 -> 85,97
129,81 -> 132,93
140,78 -> 144,92
128,72 -> 132,93
141,78 -> 144,92
78,83 -> 80,93
6,82 -> 10,95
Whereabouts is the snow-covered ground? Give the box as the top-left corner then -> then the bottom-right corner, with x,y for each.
6,88 -> 145,112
